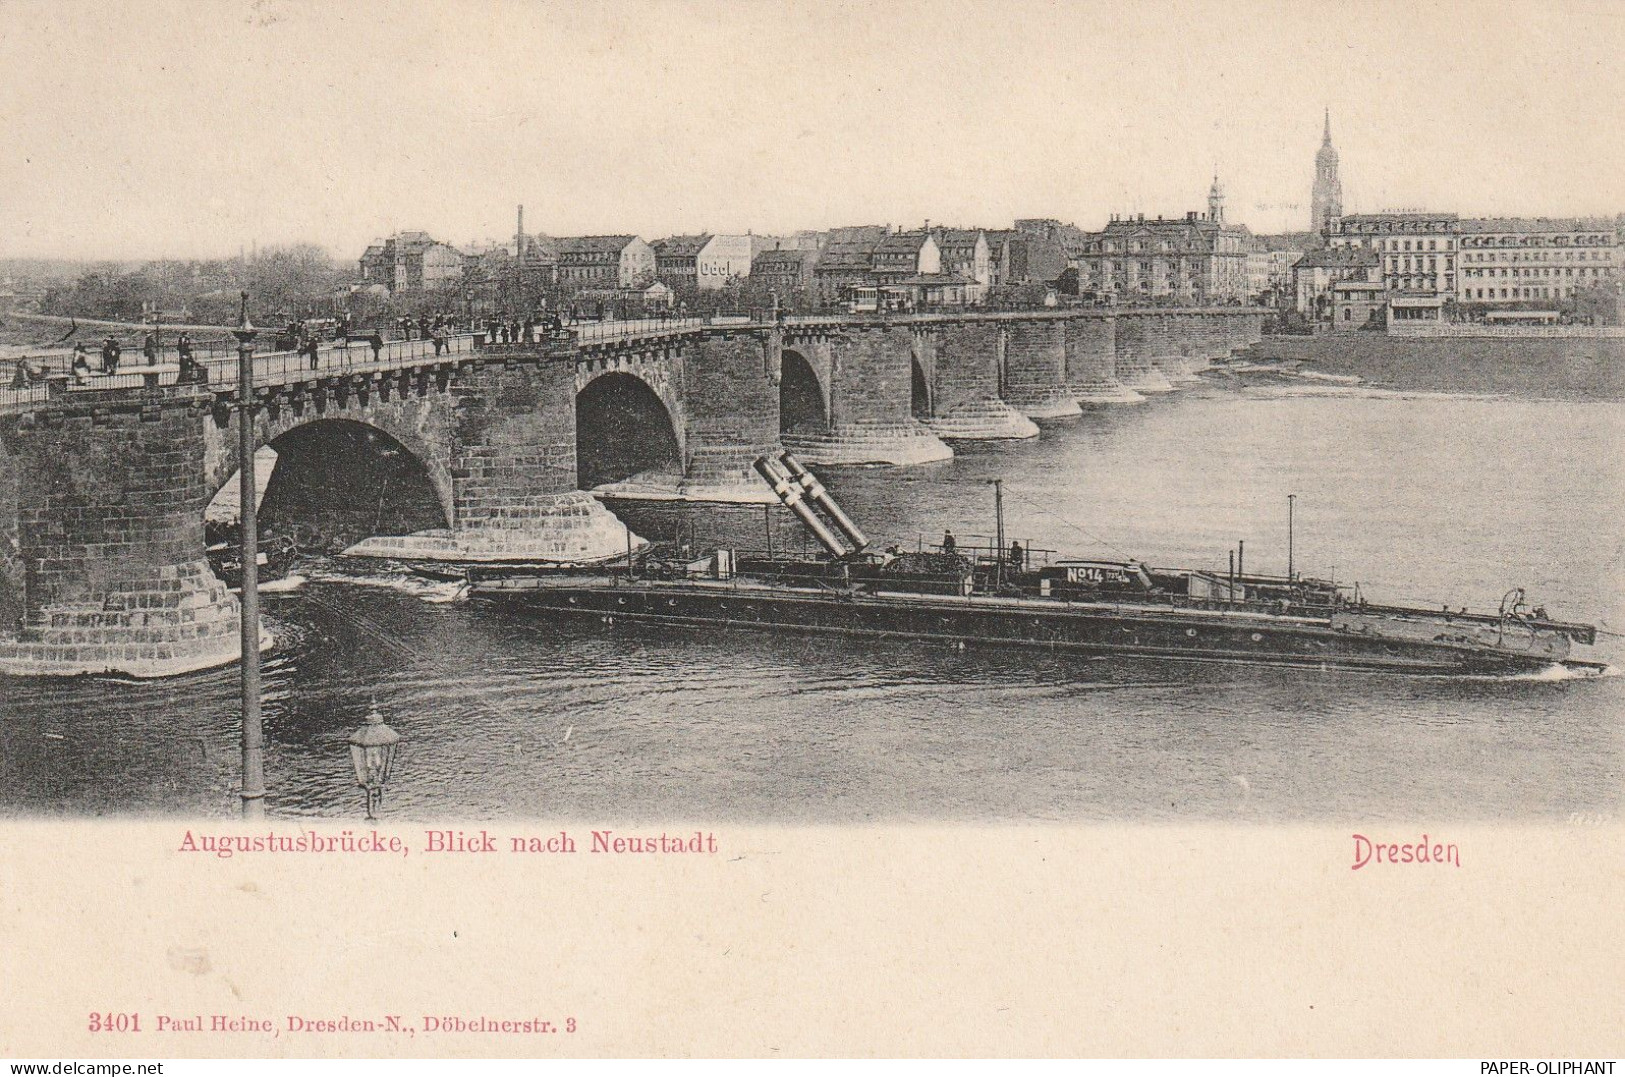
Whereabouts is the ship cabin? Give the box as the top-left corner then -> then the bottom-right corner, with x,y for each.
1032,560 -> 1156,599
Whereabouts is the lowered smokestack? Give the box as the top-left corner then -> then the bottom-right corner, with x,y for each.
779,452 -> 868,552
753,456 -> 849,558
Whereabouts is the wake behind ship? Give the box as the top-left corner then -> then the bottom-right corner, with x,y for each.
467,454 -> 1604,678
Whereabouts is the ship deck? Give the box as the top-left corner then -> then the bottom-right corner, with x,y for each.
476,572 -> 1334,627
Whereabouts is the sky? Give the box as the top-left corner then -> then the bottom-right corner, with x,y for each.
3,0 -> 1624,261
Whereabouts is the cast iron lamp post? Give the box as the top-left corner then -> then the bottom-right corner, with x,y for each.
348,702 -> 403,821
235,291 -> 265,820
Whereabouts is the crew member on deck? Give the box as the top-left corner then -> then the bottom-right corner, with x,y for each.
1009,540 -> 1024,569
942,530 -> 956,554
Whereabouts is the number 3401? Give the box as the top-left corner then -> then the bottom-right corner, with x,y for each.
88,1013 -> 141,1032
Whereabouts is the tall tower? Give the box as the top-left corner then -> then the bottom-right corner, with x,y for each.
1208,172 -> 1225,225
1311,108 -> 1343,236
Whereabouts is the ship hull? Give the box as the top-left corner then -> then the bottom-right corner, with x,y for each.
471,578 -> 1569,676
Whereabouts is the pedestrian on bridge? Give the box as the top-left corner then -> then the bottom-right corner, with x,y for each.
143,332 -> 158,365
71,344 -> 92,384
177,334 -> 198,381
101,336 -> 121,374
304,335 -> 321,370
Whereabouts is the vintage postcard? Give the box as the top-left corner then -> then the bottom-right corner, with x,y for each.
0,0 -> 1621,1060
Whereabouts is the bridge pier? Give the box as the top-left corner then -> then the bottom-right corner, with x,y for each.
343,355 -> 640,563
1065,315 -> 1142,404
1113,313 -> 1175,394
1146,313 -> 1198,384
781,325 -> 953,465
917,324 -> 1038,440
0,390 -> 246,677
1001,321 -> 1083,418
677,331 -> 785,501
1228,310 -> 1265,356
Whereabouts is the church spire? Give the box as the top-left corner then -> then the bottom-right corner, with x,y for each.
1312,109 -> 1343,235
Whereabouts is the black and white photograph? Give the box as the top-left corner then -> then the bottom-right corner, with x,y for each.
0,0 -> 1620,1062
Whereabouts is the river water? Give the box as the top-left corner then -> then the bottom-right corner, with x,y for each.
2,374 -> 1622,822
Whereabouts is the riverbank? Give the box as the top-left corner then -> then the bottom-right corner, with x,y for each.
1243,332 -> 1625,400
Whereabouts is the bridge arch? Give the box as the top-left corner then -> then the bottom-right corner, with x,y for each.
204,417 -> 451,552
575,371 -> 685,489
779,347 -> 829,435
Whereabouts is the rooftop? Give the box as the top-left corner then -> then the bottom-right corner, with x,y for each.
1294,247 -> 1380,268
874,230 -> 934,254
1459,217 -> 1615,234
558,235 -> 640,255
652,234 -> 713,257
753,248 -> 817,266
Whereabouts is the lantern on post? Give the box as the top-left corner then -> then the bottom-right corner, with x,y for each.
348,701 -> 402,821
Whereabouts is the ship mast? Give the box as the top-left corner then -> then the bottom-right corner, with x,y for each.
991,479 -> 1005,589
1288,493 -> 1296,582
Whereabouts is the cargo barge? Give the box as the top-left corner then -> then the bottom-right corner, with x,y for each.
468,453 -> 1604,678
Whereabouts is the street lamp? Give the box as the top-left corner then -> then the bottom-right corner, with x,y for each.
348,701 -> 403,821
234,291 -> 265,820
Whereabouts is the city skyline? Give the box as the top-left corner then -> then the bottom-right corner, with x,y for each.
3,0 -> 1624,261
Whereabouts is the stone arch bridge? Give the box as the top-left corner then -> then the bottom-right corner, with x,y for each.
0,307 -> 1261,675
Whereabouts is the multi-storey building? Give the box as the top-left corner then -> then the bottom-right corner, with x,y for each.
986,229 -> 1069,290
930,229 -> 991,303
1248,234 -> 1310,303
1072,209 -> 1251,303
652,234 -> 754,291
1292,246 -> 1381,317
1326,213 -> 1459,302
749,247 -> 819,296
555,236 -> 656,288
870,230 -> 941,280
1456,217 -> 1619,309
358,231 -> 465,293
813,225 -> 889,300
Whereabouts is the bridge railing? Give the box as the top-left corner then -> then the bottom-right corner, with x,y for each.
0,383 -> 52,412
195,332 -> 482,390
570,316 -> 707,343
0,333 -> 484,407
